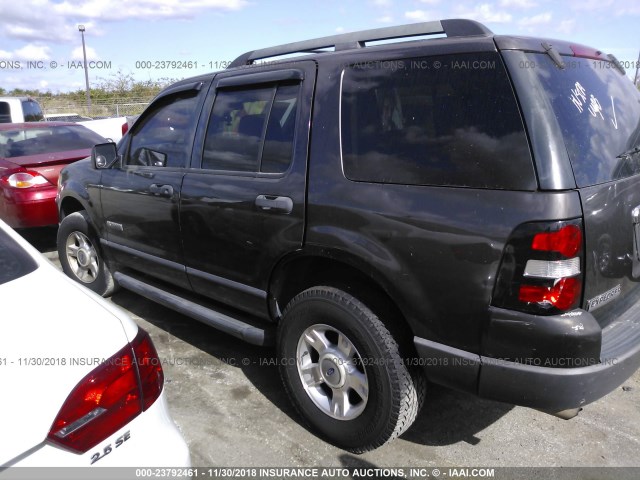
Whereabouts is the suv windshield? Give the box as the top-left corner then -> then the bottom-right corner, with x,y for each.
0,228 -> 37,286
526,54 -> 640,187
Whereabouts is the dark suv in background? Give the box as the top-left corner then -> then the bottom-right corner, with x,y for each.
56,19 -> 640,452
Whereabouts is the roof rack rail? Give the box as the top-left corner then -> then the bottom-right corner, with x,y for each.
228,18 -> 492,68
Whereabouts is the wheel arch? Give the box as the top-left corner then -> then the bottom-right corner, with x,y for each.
58,194 -> 86,221
57,209 -> 117,296
269,249 -> 416,354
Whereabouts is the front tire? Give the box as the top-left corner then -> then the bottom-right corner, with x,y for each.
57,211 -> 116,296
278,286 -> 423,452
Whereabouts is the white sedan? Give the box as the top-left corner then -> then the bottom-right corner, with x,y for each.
0,219 -> 190,468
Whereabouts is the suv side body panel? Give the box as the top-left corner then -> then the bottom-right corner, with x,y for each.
306,44 -> 559,353
98,81 -> 210,290
180,62 -> 316,318
58,158 -> 104,226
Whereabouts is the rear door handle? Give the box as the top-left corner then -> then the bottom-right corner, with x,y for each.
149,184 -> 174,197
255,195 -> 293,214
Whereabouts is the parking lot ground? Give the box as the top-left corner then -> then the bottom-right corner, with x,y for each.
22,227 -> 640,468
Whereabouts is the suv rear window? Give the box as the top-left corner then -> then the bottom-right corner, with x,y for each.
341,52 -> 534,189
526,54 -> 640,187
0,229 -> 37,286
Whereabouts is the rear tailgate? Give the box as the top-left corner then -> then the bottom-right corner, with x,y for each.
499,41 -> 640,331
580,176 -> 640,328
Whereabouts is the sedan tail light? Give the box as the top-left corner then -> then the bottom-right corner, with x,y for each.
1,171 -> 52,189
47,329 -> 164,453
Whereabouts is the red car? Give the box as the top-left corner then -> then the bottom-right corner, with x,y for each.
0,122 -> 105,228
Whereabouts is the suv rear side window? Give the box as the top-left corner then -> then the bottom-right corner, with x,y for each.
341,52 -> 534,189
202,83 -> 300,173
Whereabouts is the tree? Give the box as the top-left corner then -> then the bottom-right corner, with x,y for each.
95,69 -> 136,96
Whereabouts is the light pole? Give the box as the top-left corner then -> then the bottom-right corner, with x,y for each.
78,24 -> 91,113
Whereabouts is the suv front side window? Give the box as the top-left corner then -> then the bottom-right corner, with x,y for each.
126,93 -> 199,168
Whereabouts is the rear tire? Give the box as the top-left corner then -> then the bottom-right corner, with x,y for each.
278,286 -> 423,452
57,211 -> 116,296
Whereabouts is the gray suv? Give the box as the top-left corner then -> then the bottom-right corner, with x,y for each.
57,19 -> 640,451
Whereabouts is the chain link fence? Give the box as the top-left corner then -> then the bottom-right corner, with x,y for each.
37,97 -> 152,119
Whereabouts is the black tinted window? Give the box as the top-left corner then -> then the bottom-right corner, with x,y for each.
525,54 -> 640,187
0,125 -> 105,158
341,52 -> 534,189
127,93 -> 199,168
0,229 -> 37,286
203,87 -> 272,172
21,100 -> 44,122
262,84 -> 299,173
203,83 -> 299,173
0,102 -> 10,123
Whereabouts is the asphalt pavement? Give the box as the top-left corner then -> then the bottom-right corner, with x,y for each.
22,227 -> 640,470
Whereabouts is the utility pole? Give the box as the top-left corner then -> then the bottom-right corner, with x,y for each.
78,25 -> 91,114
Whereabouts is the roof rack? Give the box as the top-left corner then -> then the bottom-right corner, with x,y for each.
228,19 -> 493,68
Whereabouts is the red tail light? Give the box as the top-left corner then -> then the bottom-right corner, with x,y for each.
122,122 -> 129,136
493,220 -> 584,315
1,171 -> 52,189
47,329 -> 163,453
531,224 -> 582,257
518,277 -> 582,310
133,330 -> 164,411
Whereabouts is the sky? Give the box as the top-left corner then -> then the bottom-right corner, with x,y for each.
0,0 -> 639,94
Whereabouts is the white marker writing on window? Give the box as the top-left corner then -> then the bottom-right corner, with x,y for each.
570,82 -> 587,113
588,95 -> 604,120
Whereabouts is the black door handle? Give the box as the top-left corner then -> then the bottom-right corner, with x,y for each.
149,184 -> 174,197
255,195 -> 293,214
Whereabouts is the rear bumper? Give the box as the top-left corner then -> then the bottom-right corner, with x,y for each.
415,304 -> 640,412
0,186 -> 58,228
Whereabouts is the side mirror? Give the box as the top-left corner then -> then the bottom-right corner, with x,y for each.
92,142 -> 119,169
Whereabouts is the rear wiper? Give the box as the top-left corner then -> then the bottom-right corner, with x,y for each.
607,54 -> 626,75
616,146 -> 640,159
541,42 -> 565,69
